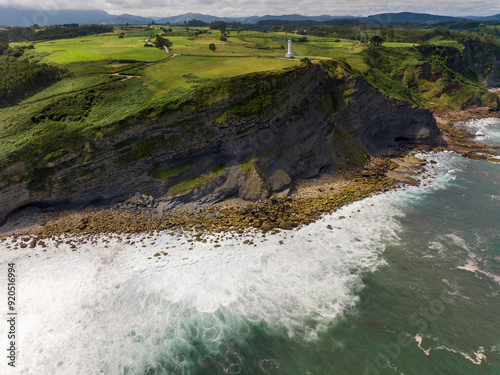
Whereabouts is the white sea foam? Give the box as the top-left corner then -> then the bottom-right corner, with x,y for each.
415,334 -> 431,356
457,261 -> 500,284
428,241 -> 445,255
2,210 -> 395,374
439,232 -> 500,285
0,151 -> 463,374
415,335 -> 487,365
455,117 -> 500,146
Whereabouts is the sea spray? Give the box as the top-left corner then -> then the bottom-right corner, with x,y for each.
455,117 -> 500,147
1,140 -> 498,374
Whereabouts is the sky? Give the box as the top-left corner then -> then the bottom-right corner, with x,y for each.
1,0 -> 499,18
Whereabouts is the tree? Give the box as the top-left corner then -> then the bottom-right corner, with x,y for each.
118,32 -> 125,38
187,19 -> 208,27
370,35 -> 384,46
209,43 -> 216,52
300,57 -> 311,65
0,59 -> 66,108
0,38 -> 8,55
209,20 -> 227,35
154,34 -> 172,51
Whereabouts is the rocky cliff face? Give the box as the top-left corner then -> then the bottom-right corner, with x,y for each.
460,41 -> 500,88
0,61 -> 438,223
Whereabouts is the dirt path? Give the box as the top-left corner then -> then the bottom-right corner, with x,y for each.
110,73 -> 142,81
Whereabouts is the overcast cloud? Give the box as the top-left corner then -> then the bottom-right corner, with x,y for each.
1,0 -> 499,18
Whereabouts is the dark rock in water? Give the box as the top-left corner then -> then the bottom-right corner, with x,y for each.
462,152 -> 488,160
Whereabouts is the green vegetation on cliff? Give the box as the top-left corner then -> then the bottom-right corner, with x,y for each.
0,24 -> 498,177
0,40 -> 68,107
359,44 -> 498,109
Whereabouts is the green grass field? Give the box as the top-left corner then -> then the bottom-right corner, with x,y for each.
144,55 -> 299,91
426,36 -> 465,51
32,35 -> 168,64
0,26 -> 476,168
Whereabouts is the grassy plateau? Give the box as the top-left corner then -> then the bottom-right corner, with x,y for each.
0,25 -> 496,170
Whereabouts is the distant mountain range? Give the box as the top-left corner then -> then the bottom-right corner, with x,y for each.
155,13 -> 358,25
363,12 -> 465,23
466,14 -> 500,22
0,7 -> 499,27
0,8 -> 114,26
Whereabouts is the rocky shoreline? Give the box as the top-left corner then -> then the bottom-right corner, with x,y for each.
1,107 -> 499,244
0,156 -> 425,244
434,106 -> 500,161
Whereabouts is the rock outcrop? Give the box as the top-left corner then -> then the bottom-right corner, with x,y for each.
461,41 -> 500,88
0,61 -> 438,223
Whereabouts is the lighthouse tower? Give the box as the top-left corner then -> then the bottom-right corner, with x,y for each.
285,38 -> 294,58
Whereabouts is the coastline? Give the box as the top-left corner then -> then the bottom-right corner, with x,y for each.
0,156 -> 424,243
1,108 -> 499,243
434,108 -> 500,161
6,116 -> 498,375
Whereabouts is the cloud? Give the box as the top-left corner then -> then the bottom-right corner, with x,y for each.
1,0 -> 499,17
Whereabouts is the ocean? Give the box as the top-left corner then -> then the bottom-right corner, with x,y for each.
1,118 -> 499,375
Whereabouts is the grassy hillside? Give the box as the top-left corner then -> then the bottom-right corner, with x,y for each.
359,45 -> 498,109
0,25 -> 497,171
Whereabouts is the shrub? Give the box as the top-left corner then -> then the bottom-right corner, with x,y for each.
300,57 -> 312,65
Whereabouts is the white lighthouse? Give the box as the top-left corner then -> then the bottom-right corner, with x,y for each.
285,37 -> 294,58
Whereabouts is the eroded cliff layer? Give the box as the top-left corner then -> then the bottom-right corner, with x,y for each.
0,61 -> 438,222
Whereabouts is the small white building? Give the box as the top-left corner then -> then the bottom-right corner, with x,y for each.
285,38 -> 294,58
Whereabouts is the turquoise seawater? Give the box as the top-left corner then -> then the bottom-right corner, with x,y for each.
1,119 -> 499,375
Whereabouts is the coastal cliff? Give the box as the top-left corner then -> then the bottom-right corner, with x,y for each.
461,41 -> 500,88
0,61 -> 438,223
